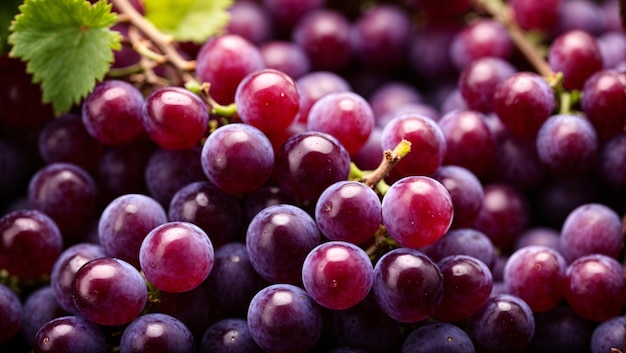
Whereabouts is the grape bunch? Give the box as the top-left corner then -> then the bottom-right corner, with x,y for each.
1,0 -> 625,352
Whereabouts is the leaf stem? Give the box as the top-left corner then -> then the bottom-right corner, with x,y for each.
361,139 -> 411,189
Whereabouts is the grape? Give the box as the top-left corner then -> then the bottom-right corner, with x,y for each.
597,31 -> 626,69
28,162 -> 98,240
591,316 -> 626,353
437,109 -> 497,178
548,29 -> 603,90
450,19 -> 513,70
292,9 -> 352,71
536,114 -> 599,177
510,0 -> 561,31
514,227 -> 561,253
153,285 -> 215,338
458,56 -> 516,113
596,133 -> 626,190
377,102 -> 440,128
243,185 -> 296,223
368,81 -> 423,122
272,131 -> 351,205
195,34 -> 265,105
492,134 -> 548,191
20,286 -> 67,347
72,257 -> 147,326
295,70 -> 351,124
351,126 -> 383,171
259,41 -> 311,79
246,204 -> 321,283
307,91 -> 375,155
81,80 -> 145,145
98,193 -> 167,267
536,176 -> 602,228
119,313 -> 195,353
0,209 -> 63,279
431,165 -> 485,228
492,71 -> 556,138
503,245 -> 567,312
0,139 -> 33,208
423,227 -> 496,270
527,305 -> 595,353
402,322 -> 476,353
262,0 -> 324,33
50,243 -> 109,314
226,1 -> 272,45
563,254 -> 626,322
200,318 -> 262,353
434,255 -> 493,322
466,294 -> 535,353
247,283 -> 322,353
200,123 -> 275,195
314,181 -> 382,245
0,284 -> 21,344
408,25 -> 458,82
380,114 -> 447,178
142,86 -> 209,150
169,181 -> 244,249
301,241 -> 374,310
554,0 -> 602,36
580,69 -> 626,141
33,316 -> 107,353
372,248 -> 443,322
98,137 -> 155,197
381,176 -> 453,249
560,203 -> 624,263
140,221 -> 214,293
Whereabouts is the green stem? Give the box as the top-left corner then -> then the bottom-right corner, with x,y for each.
212,102 -> 237,117
559,91 -> 572,115
361,139 -> 411,188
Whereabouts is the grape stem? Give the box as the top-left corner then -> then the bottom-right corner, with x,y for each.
361,139 -> 412,189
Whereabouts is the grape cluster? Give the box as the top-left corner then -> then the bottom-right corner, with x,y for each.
1,0 -> 625,352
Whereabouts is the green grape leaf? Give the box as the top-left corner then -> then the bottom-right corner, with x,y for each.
8,0 -> 121,115
0,0 -> 23,53
144,0 -> 232,44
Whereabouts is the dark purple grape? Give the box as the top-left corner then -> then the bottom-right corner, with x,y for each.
536,176 -> 602,228
377,102 -> 440,128
514,227 -> 561,253
580,69 -> 626,141
98,137 -> 155,196
527,305 -> 595,353
247,283 -> 323,353
408,25 -> 458,82
381,176 -> 453,249
510,0 -> 560,31
200,318 -> 263,353
431,165 -> 485,228
154,285 -> 216,338
351,126 -> 383,171
243,185 -> 296,223
260,41 -> 311,79
82,79 -> 145,145
467,294 -> 535,353
597,30 -> 626,69
0,139 -> 33,207
28,162 -> 98,239
201,123 -> 274,195
72,257 -> 148,326
458,56 -> 516,113
20,286 -> 67,347
491,134 -> 548,191
0,284 -> 21,344
423,227 -> 496,270
262,0 -> 324,33
33,316 -> 107,353
0,209 -> 62,279
140,221 -> 214,293
246,204 -> 321,283
596,133 -> 626,190
548,29 -> 603,90
372,248 -> 443,322
98,194 -> 167,267
195,34 -> 265,105
554,0 -> 603,35
450,19 -> 512,70
226,1 -> 272,45
272,131 -> 351,205
50,243 -> 109,314
369,82 -> 423,123
302,241 -> 374,310
119,313 -> 195,353
402,322 -> 476,353
295,70 -> 351,124
591,316 -> 626,353
406,0 -> 471,24
169,181 -> 244,248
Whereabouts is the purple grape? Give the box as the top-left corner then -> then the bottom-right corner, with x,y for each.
536,114 -> 599,177
243,185 -> 296,223
591,316 -> 626,353
597,30 -> 626,69
98,138 -> 155,196
169,181 -> 244,248
195,34 -> 265,105
351,126 -> 383,171
402,322 -> 476,353
377,102 -> 440,128
433,255 -> 493,322
438,109 -> 497,178
200,123 -> 274,195
408,25 -> 458,82
372,248 -> 443,322
491,134 -> 548,191
307,91 -> 375,155
72,257 -> 148,326
20,286 -> 67,347
548,29 -> 603,90
458,56 -> 516,113
0,139 -> 33,208
380,114 -> 447,178
200,318 -> 262,353
514,227 -> 561,253
33,316 -> 107,353
292,9 -> 352,71
0,209 -> 62,279
596,133 -> 626,190
503,245 -> 567,312
580,69 -> 626,141
28,162 -> 98,239
247,283 -> 322,353
82,79 -> 145,145
492,71 -> 556,138
555,0 -> 602,36
536,176 -> 601,228
295,70 -> 351,124
154,285 -> 216,338
450,19 -> 513,70
140,221 -> 214,293
272,131 -> 351,205
431,165 -> 485,228
246,204 -> 321,283
406,0 -> 471,24
259,41 -> 311,79
262,0 -> 324,33
423,227 -> 496,270
510,0 -> 560,31
301,241 -> 374,310
467,294 -> 535,353
564,254 -> 626,322
98,193 -> 167,268
314,181 -> 382,245
142,86 -> 209,150
527,305 -> 595,353
368,82 -> 423,123
226,1 -> 272,45
381,176 -> 453,249
0,284 -> 21,344
119,313 -> 195,353
50,243 -> 109,314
